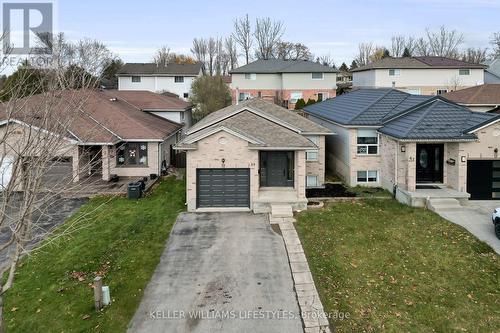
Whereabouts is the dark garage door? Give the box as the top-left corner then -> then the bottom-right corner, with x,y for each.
197,168 -> 250,208
467,160 -> 500,200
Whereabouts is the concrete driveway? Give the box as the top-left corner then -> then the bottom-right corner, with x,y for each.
128,212 -> 303,333
437,201 -> 500,255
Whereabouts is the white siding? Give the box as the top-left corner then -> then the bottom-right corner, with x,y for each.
230,73 -> 282,89
352,70 -> 376,87
118,75 -> 197,100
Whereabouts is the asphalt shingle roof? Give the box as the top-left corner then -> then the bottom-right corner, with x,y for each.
352,56 -> 486,72
443,84 -> 500,105
117,62 -> 203,76
229,59 -> 338,74
188,98 -> 330,135
303,89 -> 431,126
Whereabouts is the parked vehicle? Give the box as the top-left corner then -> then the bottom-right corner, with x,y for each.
493,208 -> 500,239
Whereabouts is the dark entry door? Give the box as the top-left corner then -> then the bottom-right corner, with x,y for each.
260,151 -> 294,187
416,144 -> 444,183
467,160 -> 500,200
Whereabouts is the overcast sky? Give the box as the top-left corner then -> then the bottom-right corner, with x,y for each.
16,0 -> 500,68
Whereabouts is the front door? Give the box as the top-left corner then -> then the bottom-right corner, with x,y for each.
416,144 -> 444,183
260,151 -> 294,187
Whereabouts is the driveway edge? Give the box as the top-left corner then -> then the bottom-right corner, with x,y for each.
271,217 -> 331,333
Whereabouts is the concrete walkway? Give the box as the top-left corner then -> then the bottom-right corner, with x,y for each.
128,212 -> 303,333
435,201 -> 500,255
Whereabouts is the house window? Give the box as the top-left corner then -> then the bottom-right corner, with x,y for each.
306,150 -> 318,161
312,72 -> 324,80
239,92 -> 251,101
131,76 -> 141,83
245,73 -> 256,80
357,129 -> 378,155
306,175 -> 319,187
180,112 -> 185,121
389,69 -> 401,76
257,91 -> 262,98
175,76 -> 184,83
436,89 -> 448,95
459,69 -> 470,75
116,142 -> 148,166
317,92 -> 328,101
183,93 -> 189,98
290,92 -> 303,103
357,170 -> 378,183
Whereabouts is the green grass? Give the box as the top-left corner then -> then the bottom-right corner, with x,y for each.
4,177 -> 185,332
296,199 -> 500,332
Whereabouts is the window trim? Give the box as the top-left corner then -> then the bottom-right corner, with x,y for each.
290,92 -> 303,104
116,142 -> 149,167
311,72 -> 324,80
436,89 -> 448,95
131,76 -> 141,83
357,170 -> 378,183
174,76 -> 184,83
356,130 -> 379,156
306,150 -> 319,161
317,92 -> 328,101
458,69 -> 470,76
306,175 -> 319,187
245,73 -> 257,80
388,69 -> 401,76
238,92 -> 251,101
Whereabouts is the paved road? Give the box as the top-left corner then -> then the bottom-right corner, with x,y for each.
128,212 -> 303,333
437,200 -> 500,255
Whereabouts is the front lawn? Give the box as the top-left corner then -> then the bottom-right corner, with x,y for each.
296,199 -> 499,332
4,177 -> 185,332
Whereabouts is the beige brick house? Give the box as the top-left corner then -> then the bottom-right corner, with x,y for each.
230,59 -> 338,110
175,98 -> 332,212
304,89 -> 500,206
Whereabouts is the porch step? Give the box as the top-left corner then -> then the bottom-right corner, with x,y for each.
270,204 -> 294,218
426,198 -> 462,212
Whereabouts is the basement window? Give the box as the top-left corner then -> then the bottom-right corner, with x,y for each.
357,170 -> 378,183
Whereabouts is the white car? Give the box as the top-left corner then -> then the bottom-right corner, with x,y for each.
493,208 -> 500,239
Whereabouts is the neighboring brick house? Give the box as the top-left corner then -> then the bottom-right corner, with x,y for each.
0,89 -> 184,189
303,89 -> 500,205
443,84 -> 500,113
229,59 -> 338,110
352,56 -> 486,96
116,62 -> 204,100
174,98 -> 333,212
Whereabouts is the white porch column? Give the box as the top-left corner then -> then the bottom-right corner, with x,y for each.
101,146 -> 110,181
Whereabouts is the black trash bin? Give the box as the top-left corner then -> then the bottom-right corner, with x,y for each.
137,179 -> 146,191
127,182 -> 142,199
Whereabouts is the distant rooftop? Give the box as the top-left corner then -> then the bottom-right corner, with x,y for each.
351,56 -> 486,72
117,62 -> 204,76
443,84 -> 500,105
230,59 -> 338,74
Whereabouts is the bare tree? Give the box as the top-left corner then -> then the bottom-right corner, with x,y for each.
274,42 -> 312,61
425,26 -> 464,58
414,37 -> 430,56
355,42 -> 374,67
232,14 -> 253,64
224,37 -> 238,71
206,38 -> 217,76
316,54 -> 335,68
152,45 -> 171,66
391,35 -> 406,57
254,17 -> 284,60
490,32 -> 500,59
0,34 -> 114,329
461,47 -> 488,64
191,38 -> 208,65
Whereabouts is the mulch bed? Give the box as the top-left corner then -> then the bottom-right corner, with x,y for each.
306,183 -> 356,198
